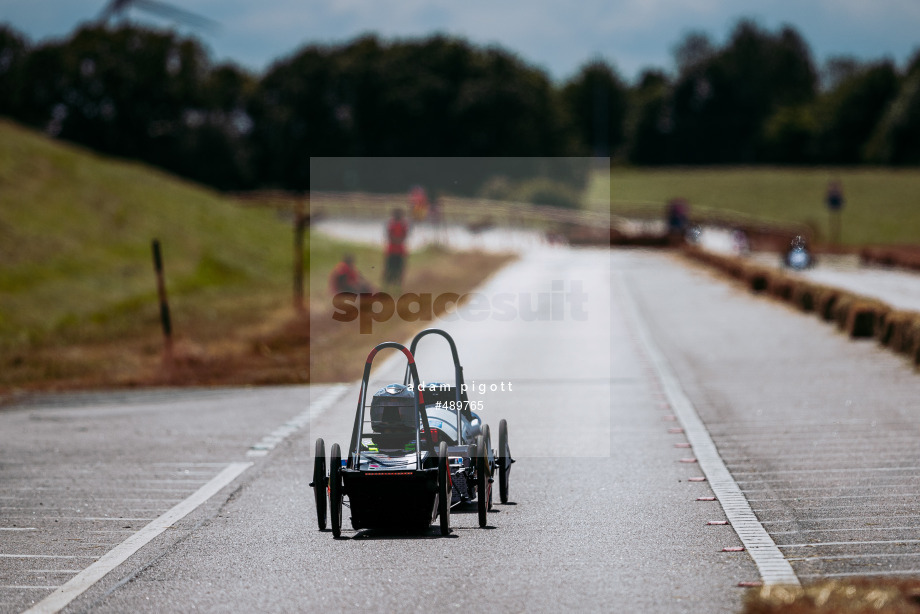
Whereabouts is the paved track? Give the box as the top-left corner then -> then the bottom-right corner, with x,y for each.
624,251 -> 920,582
3,245 -> 920,612
1,246 -> 757,613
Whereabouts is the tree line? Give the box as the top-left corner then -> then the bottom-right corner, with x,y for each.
1,20 -> 918,193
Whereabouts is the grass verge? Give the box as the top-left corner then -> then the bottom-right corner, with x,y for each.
606,166 -> 920,246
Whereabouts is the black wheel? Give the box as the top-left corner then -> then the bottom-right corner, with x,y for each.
482,424 -> 493,511
312,438 -> 327,530
329,443 -> 343,538
438,441 -> 451,536
476,434 -> 488,528
498,419 -> 511,504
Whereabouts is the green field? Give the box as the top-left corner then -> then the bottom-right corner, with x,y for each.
592,167 -> 920,246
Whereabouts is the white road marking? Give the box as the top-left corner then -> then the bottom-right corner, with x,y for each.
1,586 -> 60,591
732,466 -> 920,475
617,272 -> 800,587
779,539 -> 920,547
747,493 -> 920,502
763,515 -> 920,524
788,552 -> 920,561
771,527 -> 920,535
22,462 -> 252,614
800,570 -> 920,579
0,528 -> 37,531
246,384 -> 348,457
0,555 -> 97,560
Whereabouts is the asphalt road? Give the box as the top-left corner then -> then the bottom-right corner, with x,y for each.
624,251 -> 920,582
4,244 -> 920,613
1,245 -> 756,613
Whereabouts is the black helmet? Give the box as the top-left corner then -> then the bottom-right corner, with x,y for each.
370,384 -> 417,432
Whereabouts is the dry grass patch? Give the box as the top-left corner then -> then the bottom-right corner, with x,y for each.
743,579 -> 920,614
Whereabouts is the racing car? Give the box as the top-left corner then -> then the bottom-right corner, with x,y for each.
403,329 -> 514,519
310,332 -> 513,537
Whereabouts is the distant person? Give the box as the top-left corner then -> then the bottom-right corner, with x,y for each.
666,198 -> 690,242
826,180 -> 845,245
409,185 -> 429,221
826,181 -> 844,211
429,191 -> 443,224
384,209 -> 409,289
731,228 -> 750,255
330,254 -> 373,295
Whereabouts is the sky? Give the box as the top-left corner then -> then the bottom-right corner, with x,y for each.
2,0 -> 919,82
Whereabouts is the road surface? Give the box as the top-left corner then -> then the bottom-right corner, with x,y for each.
3,244 -> 920,612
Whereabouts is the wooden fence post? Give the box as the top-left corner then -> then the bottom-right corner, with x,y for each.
151,239 -> 173,359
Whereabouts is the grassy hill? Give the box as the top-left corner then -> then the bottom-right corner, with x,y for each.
0,119 -> 302,348
0,120 -> 513,392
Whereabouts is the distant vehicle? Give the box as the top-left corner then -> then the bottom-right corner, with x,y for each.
783,236 -> 814,270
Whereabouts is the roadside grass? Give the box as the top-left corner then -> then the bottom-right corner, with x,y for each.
604,166 -> 920,246
0,119 -> 513,393
743,579 -> 920,613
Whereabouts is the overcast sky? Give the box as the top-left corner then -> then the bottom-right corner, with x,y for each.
3,0 -> 919,82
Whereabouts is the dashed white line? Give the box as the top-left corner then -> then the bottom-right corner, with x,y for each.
0,528 -> 37,531
246,384 -> 348,457
618,272 -> 800,587
22,461 -> 252,614
779,539 -> 920,548
788,552 -> 920,561
0,586 -> 60,591
799,570 -> 920,579
0,554 -> 99,559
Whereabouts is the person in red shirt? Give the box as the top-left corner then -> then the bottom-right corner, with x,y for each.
329,254 -> 372,295
384,209 -> 409,289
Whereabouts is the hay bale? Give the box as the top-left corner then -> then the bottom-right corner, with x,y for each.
884,312 -> 916,352
768,274 -> 795,302
845,300 -> 886,338
744,265 -> 772,293
742,578 -> 920,614
832,293 -> 857,330
903,316 -> 920,359
790,281 -> 818,312
815,288 -> 841,321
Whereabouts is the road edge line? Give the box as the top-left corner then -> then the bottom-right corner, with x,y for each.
22,461 -> 253,614
616,272 -> 800,587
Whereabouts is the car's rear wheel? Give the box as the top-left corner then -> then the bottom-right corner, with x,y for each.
476,434 -> 488,527
311,438 -> 327,530
329,443 -> 343,538
498,419 -> 511,504
438,441 -> 451,536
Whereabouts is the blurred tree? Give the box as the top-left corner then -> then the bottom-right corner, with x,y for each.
865,52 -> 920,164
0,25 -> 30,117
761,104 -> 818,163
668,21 -> 818,163
247,43 -> 349,190
813,61 -> 899,163
251,35 -> 573,191
623,70 -> 674,164
19,26 -> 207,162
822,56 -> 862,91
560,59 -> 628,157
672,32 -> 715,75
